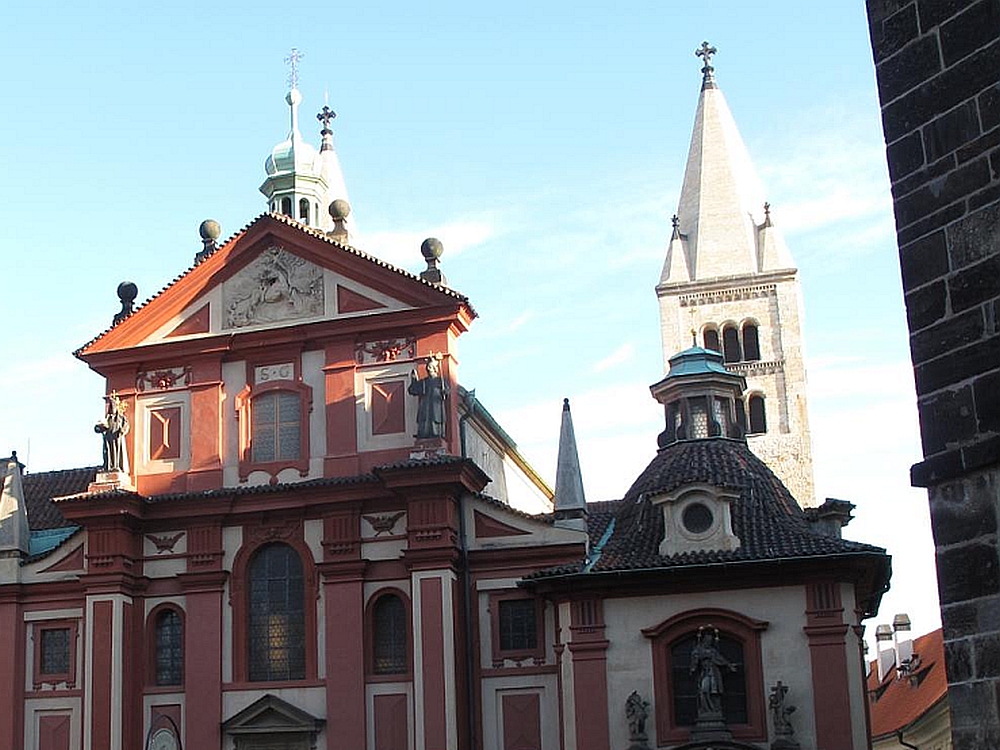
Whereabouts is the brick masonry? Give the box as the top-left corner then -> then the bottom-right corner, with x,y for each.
867,1 -> 1000,747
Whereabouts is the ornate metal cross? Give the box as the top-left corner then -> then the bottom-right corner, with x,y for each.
317,105 -> 337,130
695,41 -> 717,70
285,47 -> 304,89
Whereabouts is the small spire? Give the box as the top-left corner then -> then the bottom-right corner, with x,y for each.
763,201 -> 772,227
317,105 -> 336,152
695,41 -> 718,90
691,329 -> 697,347
554,398 -> 587,530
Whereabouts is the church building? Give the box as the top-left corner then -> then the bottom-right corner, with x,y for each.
0,48 -> 887,750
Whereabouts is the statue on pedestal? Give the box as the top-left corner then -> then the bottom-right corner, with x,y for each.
409,355 -> 447,440
625,691 -> 651,749
769,681 -> 800,750
95,391 -> 130,473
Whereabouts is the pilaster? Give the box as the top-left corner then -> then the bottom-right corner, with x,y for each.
567,598 -> 610,750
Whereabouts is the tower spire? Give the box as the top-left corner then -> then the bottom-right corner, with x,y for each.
553,398 -> 587,531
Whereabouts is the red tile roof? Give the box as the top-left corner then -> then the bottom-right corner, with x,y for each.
22,466 -> 98,530
867,628 -> 947,739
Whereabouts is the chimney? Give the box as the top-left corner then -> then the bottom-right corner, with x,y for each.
893,613 -> 913,671
876,624 -> 895,683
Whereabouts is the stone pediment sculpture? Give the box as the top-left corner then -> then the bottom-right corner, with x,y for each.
222,245 -> 324,329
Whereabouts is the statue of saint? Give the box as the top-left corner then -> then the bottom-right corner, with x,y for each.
95,392 -> 130,473
626,690 -> 649,743
769,681 -> 796,736
690,627 -> 737,718
408,356 -> 447,439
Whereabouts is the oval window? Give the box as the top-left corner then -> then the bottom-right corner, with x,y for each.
682,503 -> 714,534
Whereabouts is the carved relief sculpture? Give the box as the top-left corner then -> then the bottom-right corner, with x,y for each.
223,246 -> 324,329
408,355 -> 447,439
95,391 -> 130,473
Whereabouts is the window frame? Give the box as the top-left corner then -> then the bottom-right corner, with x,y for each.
643,608 -> 768,744
230,528 -> 319,685
235,357 -> 312,482
489,591 -> 545,666
32,620 -> 78,690
147,603 -> 185,688
741,320 -> 761,362
722,325 -> 742,363
365,588 -> 413,681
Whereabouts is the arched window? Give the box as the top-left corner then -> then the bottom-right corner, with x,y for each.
299,198 -> 310,225
742,323 -> 760,362
703,328 -> 721,353
722,326 -> 742,363
248,543 -> 305,682
251,391 -> 302,463
280,197 -> 292,216
372,594 -> 408,674
748,395 -> 767,434
154,608 -> 184,686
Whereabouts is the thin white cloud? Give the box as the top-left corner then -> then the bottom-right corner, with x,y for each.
592,342 -> 635,372
359,216 -> 498,268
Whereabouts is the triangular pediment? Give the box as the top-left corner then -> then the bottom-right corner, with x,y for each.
77,213 -> 473,358
222,694 -> 325,735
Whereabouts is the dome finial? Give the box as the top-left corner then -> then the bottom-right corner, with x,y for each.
695,41 -> 718,90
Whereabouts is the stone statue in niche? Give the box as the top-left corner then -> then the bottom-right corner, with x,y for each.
95,391 -> 130,473
769,681 -> 800,750
690,626 -> 737,719
409,355 -> 447,439
625,691 -> 651,749
223,246 -> 324,329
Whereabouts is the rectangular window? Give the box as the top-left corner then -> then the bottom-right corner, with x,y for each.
40,628 -> 70,675
499,599 -> 538,652
252,391 -> 302,462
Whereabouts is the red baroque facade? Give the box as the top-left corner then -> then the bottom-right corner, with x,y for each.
0,212 -> 890,750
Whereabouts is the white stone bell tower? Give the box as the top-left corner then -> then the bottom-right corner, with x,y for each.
657,43 -> 816,506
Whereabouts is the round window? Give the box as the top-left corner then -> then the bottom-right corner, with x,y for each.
682,502 -> 714,534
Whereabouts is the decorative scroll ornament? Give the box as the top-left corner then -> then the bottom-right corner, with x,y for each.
355,337 -> 417,364
136,366 -> 191,392
223,246 -> 324,329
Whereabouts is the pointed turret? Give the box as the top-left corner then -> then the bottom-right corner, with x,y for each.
0,453 -> 30,559
553,399 -> 587,531
655,44 -> 816,507
259,50 -> 355,240
673,43 -> 794,280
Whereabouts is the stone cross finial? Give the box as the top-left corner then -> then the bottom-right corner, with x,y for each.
696,41 -> 718,87
317,105 -> 337,131
672,214 -> 680,229
285,47 -> 304,89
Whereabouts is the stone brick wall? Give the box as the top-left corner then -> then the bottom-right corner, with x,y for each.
866,1 -> 1000,747
657,271 -> 816,506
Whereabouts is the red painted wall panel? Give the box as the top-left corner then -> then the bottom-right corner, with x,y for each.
324,578 -> 366,749
0,601 -> 22,749
38,714 -> 71,750
374,693 -> 408,750
502,693 -> 541,750
185,591 -> 222,748
420,577 -> 447,750
91,601 -> 113,749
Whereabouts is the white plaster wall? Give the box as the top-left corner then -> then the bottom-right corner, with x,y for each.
602,586 -> 816,750
302,349 -> 327,471
221,360 -> 245,486
558,601 -> 577,750
19,540 -> 85,584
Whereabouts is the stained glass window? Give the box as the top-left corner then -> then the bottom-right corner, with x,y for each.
499,599 -> 537,652
155,609 -> 184,686
372,594 -> 407,674
40,628 -> 70,675
249,543 -> 305,681
252,392 -> 301,463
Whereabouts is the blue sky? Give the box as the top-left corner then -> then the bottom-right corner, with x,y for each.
0,3 -> 937,643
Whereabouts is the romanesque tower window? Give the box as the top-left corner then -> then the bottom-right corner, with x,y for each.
742,322 -> 760,361
722,325 -> 742,363
748,394 -> 767,434
703,327 -> 721,353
